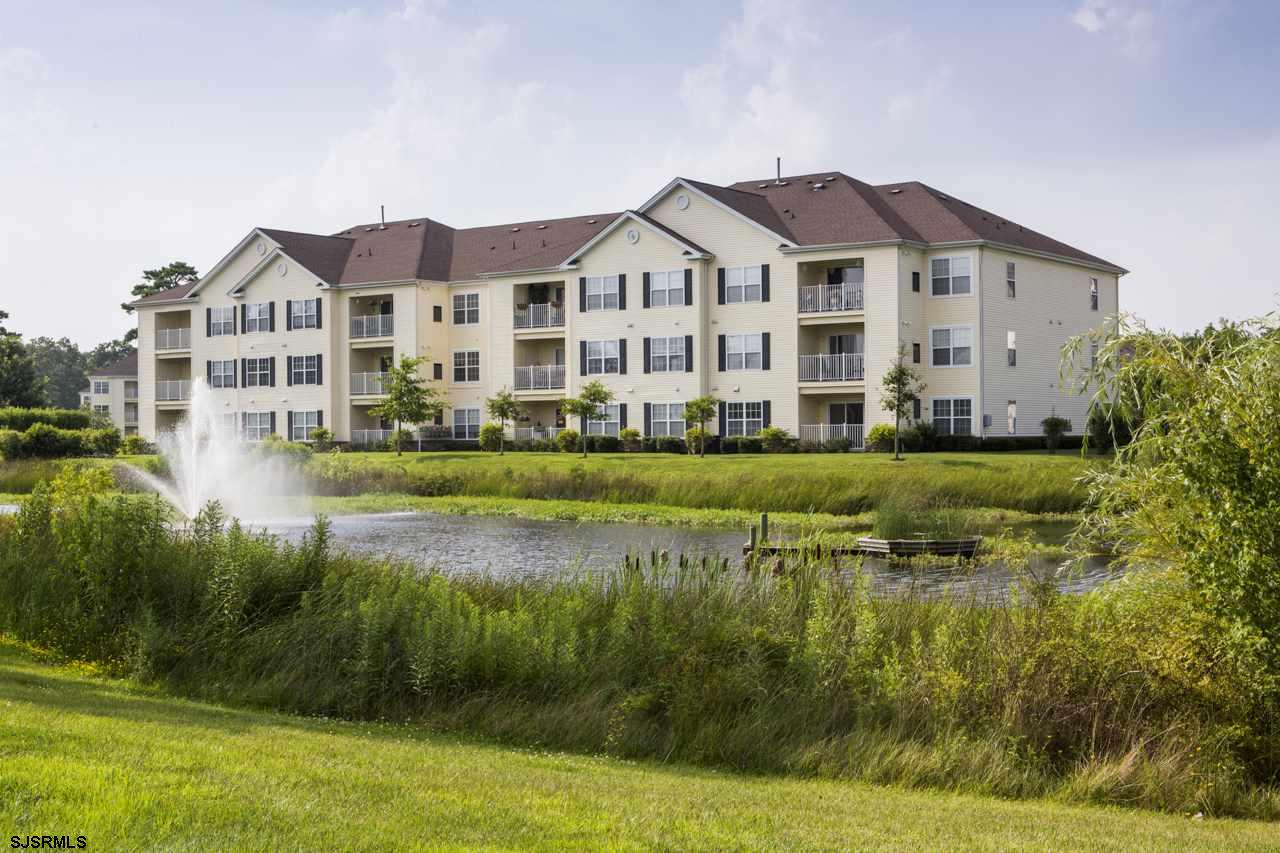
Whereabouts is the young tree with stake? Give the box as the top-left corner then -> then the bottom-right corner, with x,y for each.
560,380 -> 613,458
682,395 -> 719,458
880,345 -> 926,461
369,356 -> 444,455
485,387 -> 522,455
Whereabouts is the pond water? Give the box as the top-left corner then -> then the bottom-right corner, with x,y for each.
258,511 -> 1120,600
0,504 -> 17,515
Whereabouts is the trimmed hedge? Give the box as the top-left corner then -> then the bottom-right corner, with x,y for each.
0,407 -> 94,431
0,423 -> 120,459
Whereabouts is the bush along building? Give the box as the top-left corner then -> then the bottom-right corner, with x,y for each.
130,171 -> 1123,449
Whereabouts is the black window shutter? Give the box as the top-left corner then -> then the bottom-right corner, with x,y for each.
717,335 -> 726,372
684,268 -> 693,306
434,411 -> 443,426
912,343 -> 920,364
240,305 -> 246,334
913,399 -> 921,420
433,362 -> 443,380
643,403 -> 652,435
433,305 -> 442,322
619,404 -> 627,430
269,301 -> 276,332
287,411 -> 293,439
643,338 -> 651,374
579,340 -> 587,376
269,411 -> 276,435
618,338 -> 627,374
762,332 -> 771,370
717,268 -> 726,304
618,274 -> 626,310
231,360 -> 237,388
316,354 -> 323,385
240,359 -> 246,387
314,297 -> 322,329
642,272 -> 651,308
205,308 -> 212,337
912,271 -> 920,293
286,300 -> 293,331
761,264 -> 770,302
286,356 -> 293,387
317,409 -> 323,429
240,412 -> 246,434
269,357 -> 276,387
684,335 -> 694,372
762,401 -> 772,428
718,401 -> 727,436
205,360 -> 212,385
579,277 -> 587,313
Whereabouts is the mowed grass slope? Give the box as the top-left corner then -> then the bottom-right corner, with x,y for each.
1,642 -> 1272,852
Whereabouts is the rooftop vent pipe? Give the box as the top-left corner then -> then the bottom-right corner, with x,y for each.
379,205 -> 387,230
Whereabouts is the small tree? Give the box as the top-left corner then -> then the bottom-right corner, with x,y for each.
484,388 -> 522,455
1041,414 -> 1071,453
369,356 -> 444,455
683,395 -> 719,458
880,346 -> 925,461
560,380 -> 613,458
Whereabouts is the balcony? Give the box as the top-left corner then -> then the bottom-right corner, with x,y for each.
513,364 -> 566,391
156,380 -> 190,401
124,385 -> 139,400
513,303 -> 565,330
351,314 -> 394,338
798,353 -> 864,382
155,328 -> 191,350
351,372 -> 389,395
799,283 -> 864,314
512,426 -> 565,441
799,423 -> 864,450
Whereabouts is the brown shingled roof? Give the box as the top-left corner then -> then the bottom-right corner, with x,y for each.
89,351 -> 137,377
132,281 -> 198,304
445,213 -> 620,280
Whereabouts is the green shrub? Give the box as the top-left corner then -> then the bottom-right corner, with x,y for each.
86,427 -> 121,456
654,436 -> 685,454
555,429 -> 580,453
822,435 -> 852,453
1087,404 -> 1134,454
719,436 -> 739,454
619,427 -> 642,451
684,427 -> 710,455
308,427 -> 335,452
758,426 -> 792,452
586,435 -> 621,453
0,429 -> 20,460
901,422 -> 937,452
1041,415 -> 1072,452
866,423 -> 896,452
933,434 -> 983,452
738,436 -> 763,453
257,434 -> 312,463
119,434 -> 152,456
0,407 -> 93,431
389,428 -> 417,452
478,422 -> 505,452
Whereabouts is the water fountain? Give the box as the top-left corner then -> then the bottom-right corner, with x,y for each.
126,379 -> 307,520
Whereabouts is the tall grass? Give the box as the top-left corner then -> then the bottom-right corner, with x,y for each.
1,473 -> 1276,818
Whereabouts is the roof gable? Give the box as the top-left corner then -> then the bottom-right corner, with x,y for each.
638,178 -> 797,246
558,211 -> 711,269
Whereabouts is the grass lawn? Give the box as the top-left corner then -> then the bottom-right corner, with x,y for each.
0,641 -> 1271,851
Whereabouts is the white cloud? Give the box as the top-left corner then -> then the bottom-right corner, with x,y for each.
1070,1 -> 1170,59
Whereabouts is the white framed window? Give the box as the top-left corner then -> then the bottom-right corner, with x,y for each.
724,265 -> 762,303
649,336 -> 685,372
209,306 -> 235,336
290,299 -> 318,329
1090,277 -> 1099,310
648,270 -> 684,307
1006,261 -> 1016,298
1007,401 -> 1017,435
210,359 -> 235,389
586,403 -> 621,436
1090,341 -> 1100,368
290,410 -> 321,442
725,333 -> 763,371
585,275 -> 620,311
245,302 -> 271,332
930,256 -> 972,297
586,340 -> 620,375
930,326 -> 973,367
452,350 -> 480,383
243,411 -> 273,441
1007,330 -> 1016,367
244,357 -> 271,388
92,380 -> 109,395
93,404 -> 110,415
726,401 -> 764,436
453,407 -> 481,440
650,402 -> 685,437
453,292 -> 480,325
932,398 -> 974,436
290,355 -> 319,385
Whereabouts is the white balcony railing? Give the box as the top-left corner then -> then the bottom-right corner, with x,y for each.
124,385 -> 139,400
513,364 -> 566,391
351,314 -> 394,338
512,427 -> 566,442
513,303 -> 565,329
155,380 -> 190,401
798,353 -> 865,382
155,327 -> 191,350
350,372 -> 389,395
799,282 -> 864,313
799,423 -> 865,450
351,429 -> 394,446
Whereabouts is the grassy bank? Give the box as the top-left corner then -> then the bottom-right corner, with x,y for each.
3,641 -> 1274,851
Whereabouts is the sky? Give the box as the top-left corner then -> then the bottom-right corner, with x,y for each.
2,0 -> 1278,347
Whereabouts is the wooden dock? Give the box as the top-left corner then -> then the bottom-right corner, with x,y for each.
742,514 -> 982,560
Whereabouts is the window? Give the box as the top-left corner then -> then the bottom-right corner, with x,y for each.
586,340 -> 620,375
585,275 -> 620,311
726,401 -> 764,436
453,407 -> 481,440
1090,277 -> 1099,310
1005,261 -> 1016,298
932,398 -> 973,436
433,305 -> 443,322
586,404 -> 621,437
724,265 -> 762,303
243,411 -> 273,441
93,404 -> 110,415
912,271 -> 920,293
1007,401 -> 1017,435
1007,330 -> 1017,367
92,380 -> 109,395
453,350 -> 480,383
1090,342 -> 1100,368
453,292 -> 480,325
210,359 -> 235,389
648,270 -> 684,307
290,299 -> 318,330
244,357 -> 271,388
649,402 -> 685,437
245,302 -> 272,332
209,306 -> 235,336
290,410 -> 321,442
649,336 -> 685,372
433,362 -> 443,380
725,333 -> 763,371
290,355 -> 319,385
930,326 -> 973,367
912,398 -> 921,420
911,343 -> 921,364
930,256 -> 972,296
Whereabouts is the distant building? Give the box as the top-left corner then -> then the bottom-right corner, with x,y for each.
81,352 -> 139,434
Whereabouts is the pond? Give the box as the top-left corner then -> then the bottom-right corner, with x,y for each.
258,511 -> 1120,600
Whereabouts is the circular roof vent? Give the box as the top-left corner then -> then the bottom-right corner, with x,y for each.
675,193 -> 690,210
625,228 -> 640,244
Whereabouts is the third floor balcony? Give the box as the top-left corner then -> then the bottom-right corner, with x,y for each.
799,282 -> 864,314
351,314 -> 394,338
513,303 -> 565,330
155,327 -> 191,350
798,353 -> 864,382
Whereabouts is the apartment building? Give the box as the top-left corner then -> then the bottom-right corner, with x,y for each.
130,171 -> 1123,448
80,353 -> 140,435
